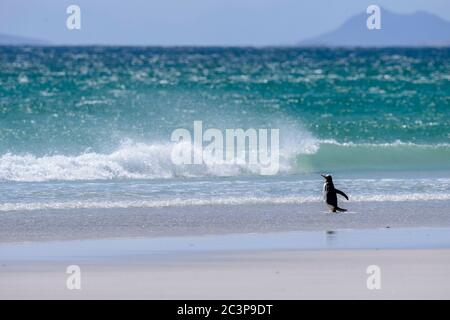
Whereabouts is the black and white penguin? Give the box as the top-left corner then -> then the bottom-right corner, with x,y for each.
321,174 -> 349,213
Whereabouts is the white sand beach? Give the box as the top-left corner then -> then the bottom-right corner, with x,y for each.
1,248 -> 450,300
1,223 -> 450,300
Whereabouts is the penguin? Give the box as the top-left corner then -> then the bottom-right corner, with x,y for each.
321,174 -> 349,213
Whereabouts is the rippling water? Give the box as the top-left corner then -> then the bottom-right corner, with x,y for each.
0,47 -> 449,211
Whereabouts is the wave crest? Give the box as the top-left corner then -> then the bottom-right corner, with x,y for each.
0,140 -> 301,182
1,140 -> 449,182
296,141 -> 450,172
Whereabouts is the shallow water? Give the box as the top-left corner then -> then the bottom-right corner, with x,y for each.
0,171 -> 449,211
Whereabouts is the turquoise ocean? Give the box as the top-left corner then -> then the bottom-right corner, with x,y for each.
0,47 -> 449,211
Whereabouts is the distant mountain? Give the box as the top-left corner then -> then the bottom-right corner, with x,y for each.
300,9 -> 450,47
0,33 -> 49,45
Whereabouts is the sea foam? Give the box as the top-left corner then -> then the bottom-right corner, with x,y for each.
1,139 -> 449,182
1,193 -> 450,212
0,137 -> 312,182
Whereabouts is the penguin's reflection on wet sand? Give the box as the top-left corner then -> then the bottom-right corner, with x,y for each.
326,230 -> 338,247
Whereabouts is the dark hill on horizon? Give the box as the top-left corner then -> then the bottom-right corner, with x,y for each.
299,9 -> 450,47
0,33 -> 49,45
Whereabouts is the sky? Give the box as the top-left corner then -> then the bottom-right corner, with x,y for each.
1,0 -> 449,45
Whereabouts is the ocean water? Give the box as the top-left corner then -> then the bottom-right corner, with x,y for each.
0,47 -> 449,212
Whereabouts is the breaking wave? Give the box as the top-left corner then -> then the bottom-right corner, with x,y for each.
0,139 -> 449,182
297,141 -> 450,172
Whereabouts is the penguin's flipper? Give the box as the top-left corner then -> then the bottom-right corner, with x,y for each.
335,207 -> 347,212
335,189 -> 349,201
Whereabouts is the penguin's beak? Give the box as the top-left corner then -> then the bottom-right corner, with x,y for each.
321,174 -> 327,179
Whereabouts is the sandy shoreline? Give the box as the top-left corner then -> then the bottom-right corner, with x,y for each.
2,200 -> 450,243
1,226 -> 450,299
2,201 -> 450,299
1,249 -> 450,299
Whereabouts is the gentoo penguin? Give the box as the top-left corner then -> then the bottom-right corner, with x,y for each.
321,174 -> 349,213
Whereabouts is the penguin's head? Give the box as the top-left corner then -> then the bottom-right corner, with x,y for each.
321,174 -> 333,182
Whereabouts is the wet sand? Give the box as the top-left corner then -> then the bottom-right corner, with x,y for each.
1,200 -> 450,243
1,201 -> 450,299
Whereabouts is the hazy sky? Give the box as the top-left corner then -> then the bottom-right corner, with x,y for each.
1,0 -> 449,45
